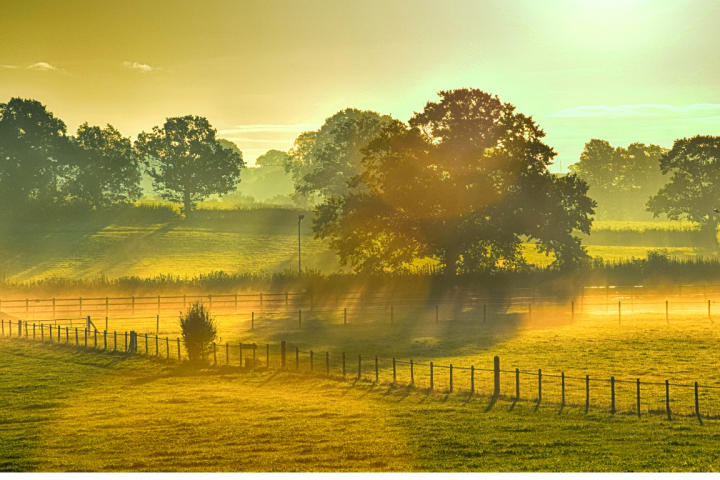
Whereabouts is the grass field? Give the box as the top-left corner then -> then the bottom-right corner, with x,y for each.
3,337 -> 720,472
0,209 -> 707,281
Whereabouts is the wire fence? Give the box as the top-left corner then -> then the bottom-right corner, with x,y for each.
4,318 -> 718,421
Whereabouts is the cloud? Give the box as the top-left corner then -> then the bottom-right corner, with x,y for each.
219,124 -> 321,135
122,61 -> 157,73
1,65 -> 19,69
27,62 -> 59,72
547,104 -> 720,118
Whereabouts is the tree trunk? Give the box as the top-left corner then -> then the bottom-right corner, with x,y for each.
702,221 -> 720,251
444,245 -> 459,277
183,189 -> 192,218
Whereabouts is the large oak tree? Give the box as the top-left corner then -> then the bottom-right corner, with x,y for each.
314,89 -> 595,274
647,135 -> 720,250
136,116 -> 245,216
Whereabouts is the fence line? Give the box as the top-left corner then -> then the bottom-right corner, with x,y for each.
4,282 -> 720,319
2,318 -> 718,421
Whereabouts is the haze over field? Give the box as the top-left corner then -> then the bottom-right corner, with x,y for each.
2,0 -> 720,167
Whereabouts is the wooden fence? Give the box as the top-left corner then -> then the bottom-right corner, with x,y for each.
2,319 -> 717,420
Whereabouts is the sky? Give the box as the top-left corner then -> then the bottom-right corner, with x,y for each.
2,0 -> 720,169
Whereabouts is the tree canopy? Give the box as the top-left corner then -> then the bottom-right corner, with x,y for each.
68,123 -> 143,208
285,108 -> 392,200
314,89 -> 595,274
647,135 -> 720,249
255,149 -> 289,167
0,98 -> 70,209
569,139 -> 666,220
135,116 -> 245,216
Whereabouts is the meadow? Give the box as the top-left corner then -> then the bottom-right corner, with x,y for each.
4,302 -> 720,472
0,207 -> 709,282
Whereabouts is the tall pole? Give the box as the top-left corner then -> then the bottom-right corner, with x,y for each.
298,215 -> 303,277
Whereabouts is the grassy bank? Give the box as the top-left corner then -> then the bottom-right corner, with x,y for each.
2,339 -> 720,472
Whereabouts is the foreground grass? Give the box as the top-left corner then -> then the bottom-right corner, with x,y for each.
2,339 -> 720,472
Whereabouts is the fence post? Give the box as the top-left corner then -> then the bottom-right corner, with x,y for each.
156,315 -> 159,333
666,300 -> 669,324
561,372 -> 565,406
611,376 -> 616,414
515,368 -> 520,400
411,359 -> 414,385
125,332 -> 128,352
296,347 -> 299,370
449,364 -> 453,393
104,330 -> 107,350
358,355 -> 361,380
493,356 -> 500,398
709,300 -> 712,323
298,310 -> 302,328
253,343 -> 256,364
310,350 -> 314,371
94,329 -> 97,348
177,338 -> 181,361
75,327 -> 78,345
326,352 -> 330,376
213,342 -> 217,365
375,356 -> 379,383
84,328 -> 87,347
586,375 -> 590,412
41,324 -> 44,341
342,353 -> 346,377
637,379 -> 641,418
281,341 -> 286,368
66,327 -> 69,343
155,335 -> 159,356
538,369 -> 542,404
113,331 -> 117,352
251,312 -> 254,330
695,382 -> 700,419
393,358 -> 397,384
26,298 -> 28,317
105,316 -> 108,332
618,301 -> 622,325
145,333 -> 148,355
33,323 -> 36,340
666,380 -> 671,420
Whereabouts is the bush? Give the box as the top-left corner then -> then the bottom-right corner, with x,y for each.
179,301 -> 218,362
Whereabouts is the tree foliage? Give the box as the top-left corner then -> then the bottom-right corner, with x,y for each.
647,135 -> 720,249
285,108 -> 392,200
135,116 -> 245,216
0,98 -> 70,209
255,149 -> 289,167
68,123 -> 143,208
314,89 -> 595,274
569,139 -> 666,220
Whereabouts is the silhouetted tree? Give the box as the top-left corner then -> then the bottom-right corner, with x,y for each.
135,116 -> 245,216
0,98 -> 71,210
314,89 -> 595,275
647,135 -> 720,250
179,301 -> 217,362
570,139 -> 666,220
285,108 -> 392,199
67,123 -> 143,208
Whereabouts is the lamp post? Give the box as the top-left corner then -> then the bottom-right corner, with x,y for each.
298,215 -> 305,277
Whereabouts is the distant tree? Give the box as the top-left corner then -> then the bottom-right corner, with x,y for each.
217,139 -> 243,156
285,108 -> 392,199
0,98 -> 70,209
647,135 -> 720,250
569,139 -> 666,220
68,123 -> 143,208
255,149 -> 289,167
314,89 -> 595,275
135,116 -> 245,216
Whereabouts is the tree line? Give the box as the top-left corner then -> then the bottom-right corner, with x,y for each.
3,90 -> 719,275
0,98 -> 244,217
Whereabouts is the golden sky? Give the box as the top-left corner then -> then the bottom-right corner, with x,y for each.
2,0 -> 720,166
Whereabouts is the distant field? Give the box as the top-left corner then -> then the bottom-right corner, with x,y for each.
0,210 -> 708,281
4,307 -> 720,471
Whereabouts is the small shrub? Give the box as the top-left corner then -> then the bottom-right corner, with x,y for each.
179,301 -> 218,362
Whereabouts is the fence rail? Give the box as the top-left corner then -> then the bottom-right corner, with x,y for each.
2,318 -> 718,421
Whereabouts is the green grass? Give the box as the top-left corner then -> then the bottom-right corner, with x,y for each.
3,338 -> 720,472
